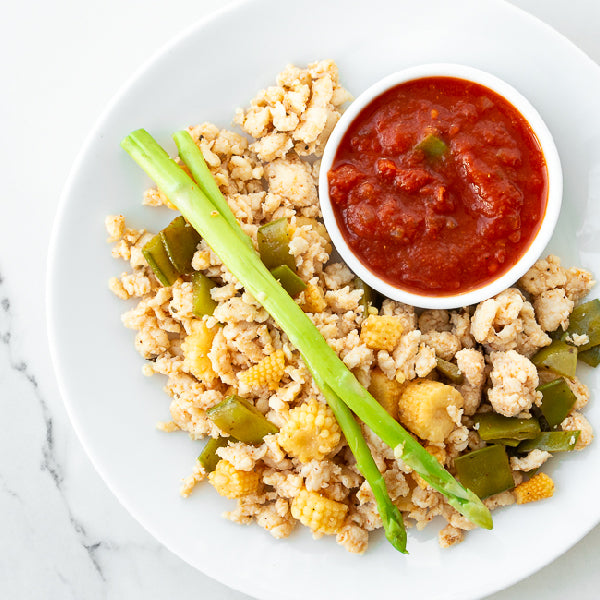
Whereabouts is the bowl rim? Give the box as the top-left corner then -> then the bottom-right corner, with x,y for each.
318,62 -> 563,310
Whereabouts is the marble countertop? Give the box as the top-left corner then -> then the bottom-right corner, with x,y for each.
2,0 -> 599,598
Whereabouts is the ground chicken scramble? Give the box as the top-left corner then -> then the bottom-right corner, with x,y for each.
106,60 -> 595,553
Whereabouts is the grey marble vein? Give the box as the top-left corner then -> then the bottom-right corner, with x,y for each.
0,271 -> 107,586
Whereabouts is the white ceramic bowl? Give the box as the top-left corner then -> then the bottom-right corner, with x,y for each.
319,63 -> 563,309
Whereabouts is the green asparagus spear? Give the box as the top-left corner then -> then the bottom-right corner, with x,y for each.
121,129 -> 493,534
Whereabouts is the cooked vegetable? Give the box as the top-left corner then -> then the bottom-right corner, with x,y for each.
142,233 -> 179,286
454,445 -> 514,499
475,413 -> 541,442
278,398 -> 341,463
198,436 -> 230,473
517,431 -> 580,453
300,283 -> 326,313
270,264 -> 307,297
488,438 -> 521,447
192,272 -> 217,317
181,320 -> 218,383
417,133 -> 448,159
169,128 -> 253,250
436,358 -> 464,384
208,459 -> 262,498
160,215 -> 201,273
238,348 -> 286,390
532,339 -> 577,378
207,396 -> 278,444
122,128 -> 492,540
368,369 -> 404,420
360,315 -> 404,351
258,218 -> 296,271
291,489 -> 348,535
564,299 -> 600,351
537,378 -> 576,428
397,379 -> 464,444
514,473 -> 554,504
354,276 -> 373,315
578,345 -> 600,367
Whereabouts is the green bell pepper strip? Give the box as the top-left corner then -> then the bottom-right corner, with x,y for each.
142,233 -> 179,286
517,431 -> 580,453
121,128 -> 493,533
270,264 -> 307,298
475,413 -> 541,442
192,272 -> 217,317
206,396 -> 278,445
436,358 -> 465,384
454,445 -> 514,499
198,437 -> 231,473
537,378 -> 576,428
565,299 -> 600,351
488,438 -> 521,447
578,345 -> 600,367
532,340 -> 578,378
160,215 -> 201,273
258,218 -> 296,271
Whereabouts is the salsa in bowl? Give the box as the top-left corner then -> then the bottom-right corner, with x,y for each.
319,64 -> 562,309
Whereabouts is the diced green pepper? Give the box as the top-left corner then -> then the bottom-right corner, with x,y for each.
475,413 -> 541,442
578,345 -> 600,367
454,445 -> 514,499
160,216 -> 201,274
270,265 -> 307,298
197,436 -> 230,473
417,133 -> 448,159
565,299 -> 600,351
257,218 -> 295,271
517,431 -> 580,453
142,233 -> 179,286
531,340 -> 577,378
192,272 -> 217,317
488,438 -> 521,447
537,378 -> 576,428
436,358 -> 465,384
354,277 -> 373,315
206,395 -> 278,445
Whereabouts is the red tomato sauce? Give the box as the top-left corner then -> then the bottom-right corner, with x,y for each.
327,77 -> 548,296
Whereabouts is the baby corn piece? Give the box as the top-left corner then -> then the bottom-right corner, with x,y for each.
301,283 -> 327,313
291,489 -> 348,535
397,379 -> 464,443
208,459 -> 262,498
182,320 -> 218,383
238,348 -> 286,390
278,398 -> 341,463
360,315 -> 404,351
368,368 -> 405,420
515,473 -> 554,505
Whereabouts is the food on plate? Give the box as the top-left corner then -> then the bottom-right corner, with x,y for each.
327,76 -> 548,295
106,60 -> 595,554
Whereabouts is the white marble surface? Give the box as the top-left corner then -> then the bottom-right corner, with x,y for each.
2,0 -> 600,598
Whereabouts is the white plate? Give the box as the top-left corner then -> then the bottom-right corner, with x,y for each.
47,0 -> 600,599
